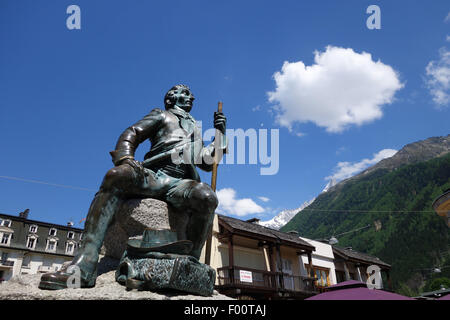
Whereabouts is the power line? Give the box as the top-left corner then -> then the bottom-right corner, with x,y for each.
300,208 -> 436,213
315,224 -> 372,243
0,175 -> 96,192
334,224 -> 371,237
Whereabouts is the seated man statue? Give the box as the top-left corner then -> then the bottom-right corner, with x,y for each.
39,84 -> 227,289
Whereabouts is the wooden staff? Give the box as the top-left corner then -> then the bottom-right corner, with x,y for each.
210,101 -> 223,191
205,101 -> 223,265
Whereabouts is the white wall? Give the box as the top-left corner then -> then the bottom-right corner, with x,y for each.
0,249 -> 24,280
298,237 -> 337,285
0,249 -> 72,280
233,246 -> 266,270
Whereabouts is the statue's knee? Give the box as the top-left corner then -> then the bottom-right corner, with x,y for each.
101,165 -> 132,190
101,168 -> 120,190
190,183 -> 218,213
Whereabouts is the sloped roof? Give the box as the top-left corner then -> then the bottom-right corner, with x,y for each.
218,215 -> 315,251
0,212 -> 83,232
332,246 -> 391,269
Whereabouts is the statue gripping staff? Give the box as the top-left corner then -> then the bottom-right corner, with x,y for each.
39,85 -> 227,290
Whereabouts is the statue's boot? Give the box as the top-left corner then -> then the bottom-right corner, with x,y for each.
187,212 -> 215,260
39,191 -> 121,290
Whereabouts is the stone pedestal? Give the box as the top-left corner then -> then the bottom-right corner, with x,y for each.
102,198 -> 187,260
102,198 -> 215,296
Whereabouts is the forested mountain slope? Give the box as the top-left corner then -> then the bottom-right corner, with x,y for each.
282,143 -> 450,293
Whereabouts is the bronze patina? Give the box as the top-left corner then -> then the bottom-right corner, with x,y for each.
39,85 -> 226,290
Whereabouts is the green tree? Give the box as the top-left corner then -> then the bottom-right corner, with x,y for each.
423,277 -> 450,292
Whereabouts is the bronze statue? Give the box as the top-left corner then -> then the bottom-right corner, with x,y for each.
39,85 -> 227,290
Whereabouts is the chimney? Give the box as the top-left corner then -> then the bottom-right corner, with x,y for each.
246,218 -> 260,224
19,209 -> 30,219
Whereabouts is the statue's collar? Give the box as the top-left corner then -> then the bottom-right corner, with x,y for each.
168,106 -> 194,121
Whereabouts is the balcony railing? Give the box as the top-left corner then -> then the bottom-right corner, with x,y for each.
218,266 -> 277,291
217,266 -> 319,294
281,273 -> 318,293
0,260 -> 14,267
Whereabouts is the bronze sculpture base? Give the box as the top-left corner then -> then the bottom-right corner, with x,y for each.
115,230 -> 215,297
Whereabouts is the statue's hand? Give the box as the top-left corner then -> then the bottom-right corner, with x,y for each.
214,112 -> 226,135
122,158 -> 146,177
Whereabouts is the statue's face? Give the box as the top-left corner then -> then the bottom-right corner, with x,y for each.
172,87 -> 195,112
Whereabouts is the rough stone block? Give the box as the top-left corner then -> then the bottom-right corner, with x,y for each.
102,198 -> 186,259
0,256 -> 232,300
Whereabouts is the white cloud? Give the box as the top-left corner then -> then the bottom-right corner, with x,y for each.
425,47 -> 450,107
258,196 -> 270,202
325,148 -> 398,182
445,12 -> 450,22
267,46 -> 404,133
216,188 -> 265,217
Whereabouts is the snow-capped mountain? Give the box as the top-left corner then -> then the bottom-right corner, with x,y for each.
259,179 -> 338,230
322,178 -> 337,193
259,198 -> 315,230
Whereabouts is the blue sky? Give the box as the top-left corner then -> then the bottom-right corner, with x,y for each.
0,0 -> 449,226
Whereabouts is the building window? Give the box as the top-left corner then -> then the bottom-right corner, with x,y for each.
1,252 -> 8,261
46,239 -> 57,252
29,225 -> 38,233
305,265 -> 331,288
0,233 -> 11,246
67,231 -> 74,239
282,259 -> 293,273
281,259 -> 295,290
66,242 -> 75,255
26,236 -> 37,249
49,228 -> 57,236
22,256 -> 31,268
79,233 -> 83,240
1,220 -> 11,227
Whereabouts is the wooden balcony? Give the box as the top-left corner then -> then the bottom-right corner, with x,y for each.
218,266 -> 277,291
217,266 -> 319,299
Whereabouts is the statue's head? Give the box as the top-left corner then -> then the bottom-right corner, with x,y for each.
164,84 -> 195,112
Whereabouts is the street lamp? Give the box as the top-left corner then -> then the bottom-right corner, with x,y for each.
328,236 -> 339,245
